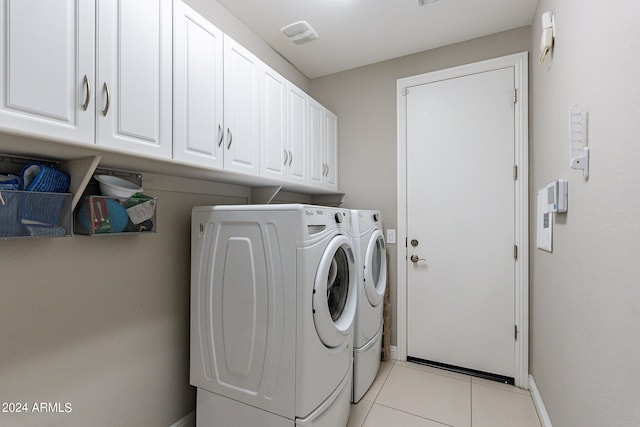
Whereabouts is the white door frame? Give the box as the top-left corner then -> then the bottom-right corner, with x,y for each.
396,52 -> 529,388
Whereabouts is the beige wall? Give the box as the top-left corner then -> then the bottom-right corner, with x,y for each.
310,26 -> 531,347
0,176 -> 248,427
529,1 -> 640,425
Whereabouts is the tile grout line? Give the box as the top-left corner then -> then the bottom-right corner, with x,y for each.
372,402 -> 455,427
397,361 -> 473,384
357,401 -> 375,427
471,377 -> 531,396
370,360 -> 396,402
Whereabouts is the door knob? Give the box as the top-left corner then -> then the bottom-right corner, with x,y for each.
410,255 -> 426,263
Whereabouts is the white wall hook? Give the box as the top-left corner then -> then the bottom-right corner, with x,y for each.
570,147 -> 589,178
569,104 -> 589,179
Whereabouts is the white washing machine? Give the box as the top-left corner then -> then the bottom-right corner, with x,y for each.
350,210 -> 387,403
190,204 -> 357,427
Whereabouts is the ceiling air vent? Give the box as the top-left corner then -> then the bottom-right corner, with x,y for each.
417,0 -> 440,6
281,20 -> 319,45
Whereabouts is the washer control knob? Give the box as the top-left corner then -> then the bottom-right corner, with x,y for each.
373,213 -> 379,222
334,212 -> 343,223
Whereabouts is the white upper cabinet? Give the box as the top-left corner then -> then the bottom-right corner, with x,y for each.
0,0 -> 338,192
308,97 -> 338,190
0,0 -> 95,144
173,1 -> 224,168
324,109 -> 338,190
0,0 -> 172,160
308,97 -> 325,187
223,35 -> 260,175
286,83 -> 308,185
259,65 -> 287,180
96,0 -> 172,159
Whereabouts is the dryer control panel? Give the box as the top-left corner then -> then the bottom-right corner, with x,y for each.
304,207 -> 351,237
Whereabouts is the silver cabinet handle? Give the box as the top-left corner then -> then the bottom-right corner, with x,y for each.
325,164 -> 329,176
82,75 -> 91,111
288,151 -> 293,166
410,255 -> 426,263
102,82 -> 110,116
284,149 -> 289,166
226,128 -> 233,149
217,125 -> 223,147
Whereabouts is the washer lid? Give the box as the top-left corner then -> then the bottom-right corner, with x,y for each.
313,235 -> 356,348
364,230 -> 387,307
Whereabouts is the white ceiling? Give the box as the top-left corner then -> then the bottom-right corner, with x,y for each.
215,0 -> 539,79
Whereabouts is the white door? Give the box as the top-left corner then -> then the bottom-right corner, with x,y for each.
97,0 -> 172,159
223,35 -> 260,175
173,1 -> 224,168
406,68 -> 516,379
259,65 -> 287,180
0,0 -> 94,144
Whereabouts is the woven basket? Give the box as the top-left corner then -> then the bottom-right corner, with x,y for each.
20,191 -> 68,226
0,191 -> 21,237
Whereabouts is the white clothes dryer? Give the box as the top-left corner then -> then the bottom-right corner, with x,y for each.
350,210 -> 387,403
190,204 -> 357,427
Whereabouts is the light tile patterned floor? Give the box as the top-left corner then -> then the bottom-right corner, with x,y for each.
348,360 -> 541,427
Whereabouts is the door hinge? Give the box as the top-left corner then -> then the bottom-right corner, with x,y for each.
514,245 -> 518,260
513,88 -> 518,103
513,165 -> 518,180
514,325 -> 518,340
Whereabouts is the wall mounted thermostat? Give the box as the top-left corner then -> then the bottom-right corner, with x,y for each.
542,179 -> 568,213
537,179 -> 567,253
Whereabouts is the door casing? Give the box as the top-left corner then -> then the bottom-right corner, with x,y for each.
396,52 -> 529,388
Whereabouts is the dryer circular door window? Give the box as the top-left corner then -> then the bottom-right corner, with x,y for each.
364,229 -> 387,307
313,235 -> 357,348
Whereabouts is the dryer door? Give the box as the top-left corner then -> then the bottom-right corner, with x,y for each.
363,229 -> 387,307
313,234 -> 357,348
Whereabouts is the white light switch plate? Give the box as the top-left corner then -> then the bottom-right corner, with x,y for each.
386,229 -> 396,244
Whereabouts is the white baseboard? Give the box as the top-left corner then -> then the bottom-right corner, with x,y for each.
170,411 -> 195,427
529,375 -> 552,427
390,345 -> 398,360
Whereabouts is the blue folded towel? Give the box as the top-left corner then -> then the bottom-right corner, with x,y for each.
20,163 -> 70,193
18,164 -> 70,227
0,174 -> 20,190
24,225 -> 67,237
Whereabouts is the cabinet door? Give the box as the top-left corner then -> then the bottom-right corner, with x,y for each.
287,83 -> 307,185
307,97 -> 325,187
259,65 -> 287,180
97,0 -> 172,159
324,109 -> 339,190
0,0 -> 94,144
173,1 -> 224,169
223,35 -> 260,175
